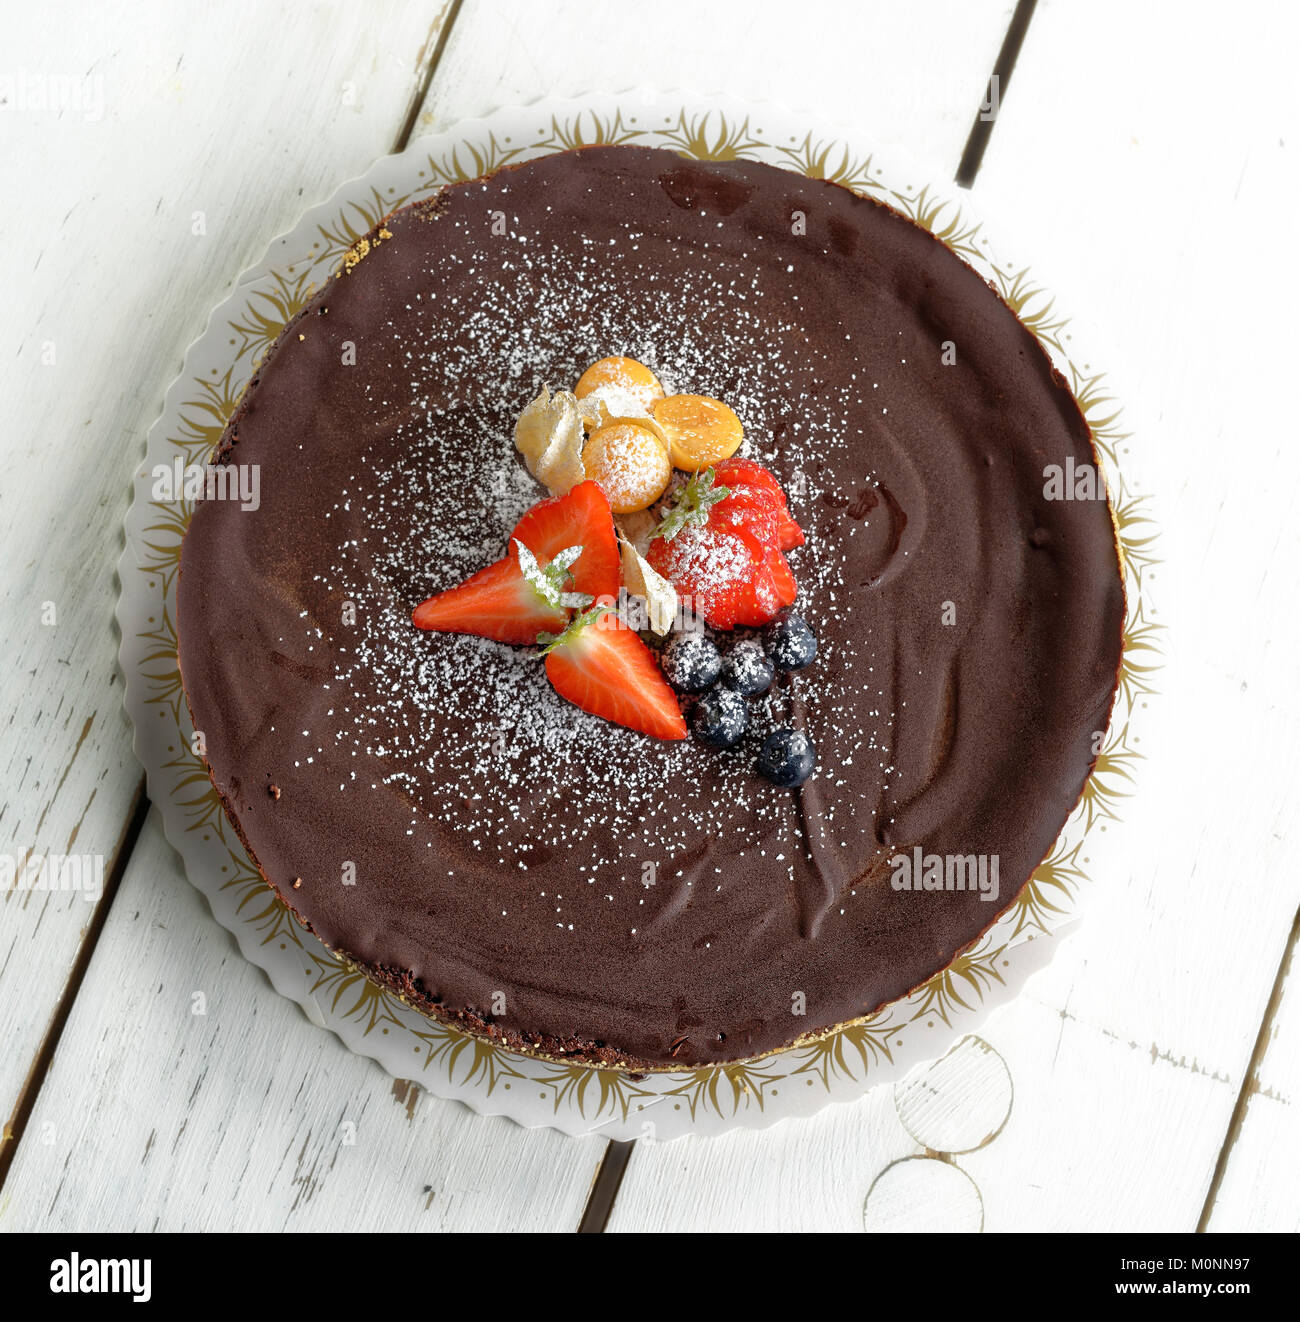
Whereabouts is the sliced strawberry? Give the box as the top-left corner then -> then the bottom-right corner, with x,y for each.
509,480 -> 620,602
544,609 -> 686,740
775,511 -> 805,552
647,500 -> 799,629
647,524 -> 767,630
715,499 -> 797,612
715,457 -> 805,550
714,457 -> 786,505
717,475 -> 799,610
412,556 -> 568,645
712,484 -> 780,547
764,544 -> 798,608
724,537 -> 790,627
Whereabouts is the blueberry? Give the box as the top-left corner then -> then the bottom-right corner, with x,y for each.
660,631 -> 722,693
720,639 -> 775,697
757,728 -> 816,787
762,610 -> 817,671
690,687 -> 749,749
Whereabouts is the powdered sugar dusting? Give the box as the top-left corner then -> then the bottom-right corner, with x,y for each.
303,190 -> 903,894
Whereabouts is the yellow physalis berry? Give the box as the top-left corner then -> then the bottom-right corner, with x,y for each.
581,421 -> 673,514
651,394 -> 744,470
575,357 -> 665,411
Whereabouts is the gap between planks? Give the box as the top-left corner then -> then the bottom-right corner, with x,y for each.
1197,903 -> 1300,1231
956,0 -> 1037,188
393,0 -> 466,153
0,778 -> 147,1191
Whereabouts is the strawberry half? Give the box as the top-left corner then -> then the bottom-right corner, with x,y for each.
510,480 -> 620,602
715,457 -> 805,550
542,607 -> 687,740
412,556 -> 568,645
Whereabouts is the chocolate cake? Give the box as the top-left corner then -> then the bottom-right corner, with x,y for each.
177,145 -> 1124,1069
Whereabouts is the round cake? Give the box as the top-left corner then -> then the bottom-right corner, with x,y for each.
177,145 -> 1124,1069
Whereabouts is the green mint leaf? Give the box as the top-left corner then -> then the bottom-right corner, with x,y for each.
549,544 -> 583,575
535,602 -> 612,656
514,540 -> 554,603
651,468 -> 730,543
549,545 -> 593,609
514,539 -> 593,612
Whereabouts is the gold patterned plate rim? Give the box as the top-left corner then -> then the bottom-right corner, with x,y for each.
115,91 -> 1159,1141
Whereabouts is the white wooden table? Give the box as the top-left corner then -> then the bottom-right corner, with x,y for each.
2,0 -> 1298,1233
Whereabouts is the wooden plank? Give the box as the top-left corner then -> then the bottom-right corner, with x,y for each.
0,809 -> 605,1232
0,0 -> 453,1150
610,0 -> 1300,1231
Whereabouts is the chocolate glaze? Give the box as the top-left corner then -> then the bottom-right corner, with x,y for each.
178,146 -> 1124,1068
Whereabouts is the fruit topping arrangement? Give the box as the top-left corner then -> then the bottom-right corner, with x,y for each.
412,356 -> 820,786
